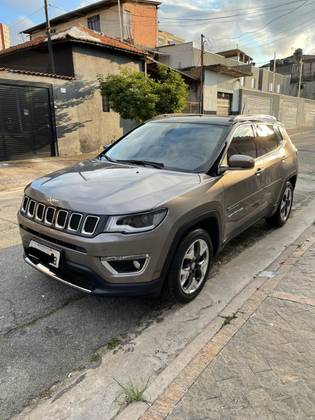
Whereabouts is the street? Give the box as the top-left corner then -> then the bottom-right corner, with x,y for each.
1,129 -> 315,420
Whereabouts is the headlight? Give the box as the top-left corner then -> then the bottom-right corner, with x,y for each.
105,209 -> 167,233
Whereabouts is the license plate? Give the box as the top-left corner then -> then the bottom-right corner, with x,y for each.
29,240 -> 61,268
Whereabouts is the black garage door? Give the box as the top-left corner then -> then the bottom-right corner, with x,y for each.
0,83 -> 56,161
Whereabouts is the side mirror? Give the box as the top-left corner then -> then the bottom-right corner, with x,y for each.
228,154 -> 255,169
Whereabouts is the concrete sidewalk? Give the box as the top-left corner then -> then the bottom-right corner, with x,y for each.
139,227 -> 315,420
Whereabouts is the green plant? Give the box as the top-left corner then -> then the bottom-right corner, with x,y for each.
107,337 -> 121,350
219,313 -> 237,328
114,377 -> 150,405
99,65 -> 188,122
90,351 -> 102,363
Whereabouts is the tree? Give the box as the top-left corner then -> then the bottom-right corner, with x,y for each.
153,65 -> 188,115
99,65 -> 188,122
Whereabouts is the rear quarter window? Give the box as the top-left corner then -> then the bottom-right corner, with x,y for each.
255,124 -> 280,157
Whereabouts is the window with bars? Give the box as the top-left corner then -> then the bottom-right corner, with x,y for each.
87,15 -> 101,32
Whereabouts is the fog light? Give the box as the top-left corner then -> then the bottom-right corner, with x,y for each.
100,255 -> 149,275
133,260 -> 141,270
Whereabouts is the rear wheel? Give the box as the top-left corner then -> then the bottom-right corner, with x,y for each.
266,181 -> 293,228
164,228 -> 213,303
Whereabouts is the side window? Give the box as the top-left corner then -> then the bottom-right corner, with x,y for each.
227,125 -> 256,161
255,124 -> 280,157
87,15 -> 101,32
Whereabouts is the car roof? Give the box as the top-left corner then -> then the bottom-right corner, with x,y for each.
150,114 -> 279,126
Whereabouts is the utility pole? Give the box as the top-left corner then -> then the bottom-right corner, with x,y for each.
44,0 -> 55,74
117,0 -> 123,41
272,51 -> 276,93
297,59 -> 303,97
200,34 -> 205,114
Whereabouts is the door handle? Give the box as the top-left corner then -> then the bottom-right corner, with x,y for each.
255,168 -> 265,176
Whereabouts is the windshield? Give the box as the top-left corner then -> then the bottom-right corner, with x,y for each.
103,122 -> 227,173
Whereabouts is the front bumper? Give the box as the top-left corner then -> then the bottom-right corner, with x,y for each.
24,255 -> 162,296
18,212 -> 172,296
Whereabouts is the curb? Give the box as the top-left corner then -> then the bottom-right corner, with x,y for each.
118,225 -> 315,420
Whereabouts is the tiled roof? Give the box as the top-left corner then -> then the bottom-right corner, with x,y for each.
0,26 -> 147,57
0,67 -> 75,80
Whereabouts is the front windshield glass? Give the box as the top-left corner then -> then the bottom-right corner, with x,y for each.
104,122 -> 227,173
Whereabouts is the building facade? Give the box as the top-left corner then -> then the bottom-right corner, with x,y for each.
0,23 -> 10,51
264,49 -> 315,100
0,26 -> 146,160
23,0 -> 160,49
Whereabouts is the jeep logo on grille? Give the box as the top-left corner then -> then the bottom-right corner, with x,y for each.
46,197 -> 59,205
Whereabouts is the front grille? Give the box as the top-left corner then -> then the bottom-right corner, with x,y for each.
20,196 -> 103,237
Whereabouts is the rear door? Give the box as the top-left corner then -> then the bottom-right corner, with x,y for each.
253,123 -> 285,210
221,124 -> 265,241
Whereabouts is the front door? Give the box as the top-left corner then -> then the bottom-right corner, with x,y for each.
221,124 -> 264,242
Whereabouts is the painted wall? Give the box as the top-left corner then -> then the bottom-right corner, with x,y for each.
71,44 -> 142,153
28,2 -> 158,48
30,5 -> 122,40
204,70 -> 240,114
240,88 -> 315,129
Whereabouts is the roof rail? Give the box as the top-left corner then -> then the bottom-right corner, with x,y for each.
231,114 -> 277,123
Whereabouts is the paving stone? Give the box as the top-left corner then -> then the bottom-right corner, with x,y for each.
168,243 -> 315,420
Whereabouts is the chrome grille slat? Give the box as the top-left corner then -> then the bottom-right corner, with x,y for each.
27,200 -> 36,218
45,207 -> 56,225
21,196 -> 100,236
21,196 -> 29,213
82,216 -> 100,235
55,210 -> 69,229
35,203 -> 46,221
67,213 -> 82,232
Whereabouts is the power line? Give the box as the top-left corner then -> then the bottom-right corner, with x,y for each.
159,0 -> 306,22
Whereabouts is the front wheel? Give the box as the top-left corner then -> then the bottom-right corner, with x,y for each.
164,228 -> 213,303
266,181 -> 294,228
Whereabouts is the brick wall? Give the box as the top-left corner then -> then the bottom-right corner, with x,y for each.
123,2 -> 158,48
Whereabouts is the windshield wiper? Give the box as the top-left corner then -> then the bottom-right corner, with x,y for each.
116,159 -> 164,169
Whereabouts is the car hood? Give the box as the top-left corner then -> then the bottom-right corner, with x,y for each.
26,159 -> 201,215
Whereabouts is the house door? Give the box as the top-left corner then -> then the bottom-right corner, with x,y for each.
0,83 -> 55,161
217,92 -> 232,116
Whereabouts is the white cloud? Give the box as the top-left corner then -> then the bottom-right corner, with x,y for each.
158,0 -> 315,64
9,16 -> 34,45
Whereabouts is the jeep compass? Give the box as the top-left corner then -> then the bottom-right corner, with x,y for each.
18,114 -> 298,302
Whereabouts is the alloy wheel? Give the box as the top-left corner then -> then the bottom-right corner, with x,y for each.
280,185 -> 293,222
179,239 -> 210,295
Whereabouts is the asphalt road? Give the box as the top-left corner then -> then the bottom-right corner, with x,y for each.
1,129 -> 315,420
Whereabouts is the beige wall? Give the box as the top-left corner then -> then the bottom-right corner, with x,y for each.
240,88 -> 315,129
30,5 -> 121,40
71,45 -> 142,153
204,71 -> 240,113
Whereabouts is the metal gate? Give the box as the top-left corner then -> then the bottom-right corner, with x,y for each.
0,82 -> 55,161
242,94 -> 272,115
217,92 -> 232,116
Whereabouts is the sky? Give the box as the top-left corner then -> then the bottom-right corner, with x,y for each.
1,0 -> 315,65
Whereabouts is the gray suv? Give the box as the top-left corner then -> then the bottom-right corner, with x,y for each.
18,114 -> 298,302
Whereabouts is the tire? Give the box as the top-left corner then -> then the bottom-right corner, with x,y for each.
266,181 -> 294,228
164,228 -> 213,303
